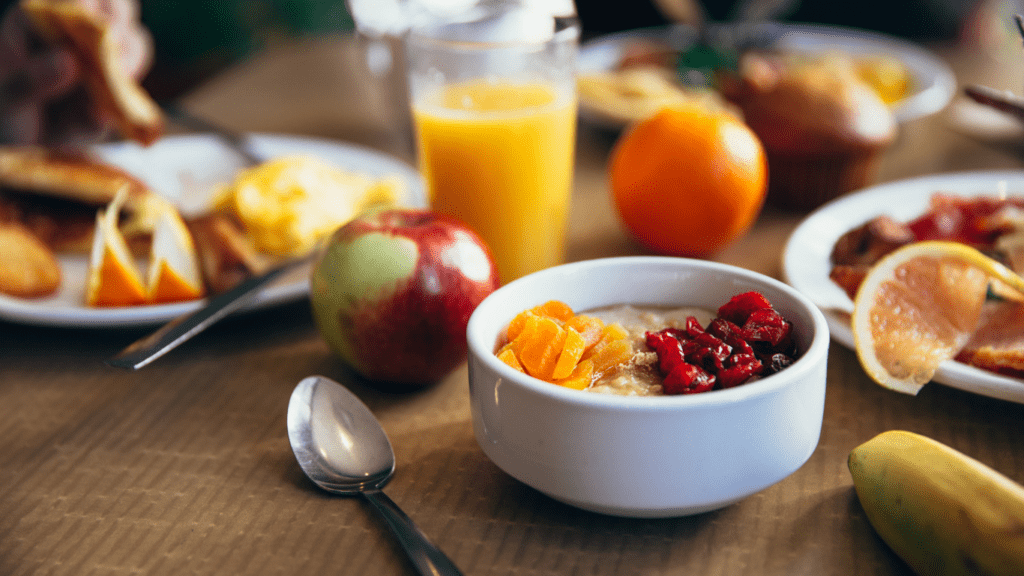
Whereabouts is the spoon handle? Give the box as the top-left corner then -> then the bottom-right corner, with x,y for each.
362,490 -> 464,576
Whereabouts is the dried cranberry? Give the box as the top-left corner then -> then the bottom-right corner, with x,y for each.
663,363 -> 715,395
717,291 -> 773,325
683,333 -> 731,372
718,357 -> 763,388
662,327 -> 690,342
683,316 -> 705,338
724,333 -> 754,356
643,291 -> 799,395
706,317 -> 741,341
645,330 -> 673,352
741,309 -> 791,347
726,352 -> 759,368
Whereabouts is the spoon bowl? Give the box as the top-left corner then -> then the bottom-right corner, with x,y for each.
287,375 -> 463,575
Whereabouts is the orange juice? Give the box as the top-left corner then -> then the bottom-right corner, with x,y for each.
413,80 -> 577,283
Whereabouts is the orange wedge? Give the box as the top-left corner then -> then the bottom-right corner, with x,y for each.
851,241 -> 1024,394
146,199 -> 205,304
85,188 -> 146,307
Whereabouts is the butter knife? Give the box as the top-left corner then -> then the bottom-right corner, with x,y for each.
106,255 -> 312,370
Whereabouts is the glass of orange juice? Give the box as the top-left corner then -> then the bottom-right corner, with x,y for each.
406,4 -> 579,284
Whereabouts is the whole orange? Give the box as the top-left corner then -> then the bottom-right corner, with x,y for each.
609,104 -> 768,256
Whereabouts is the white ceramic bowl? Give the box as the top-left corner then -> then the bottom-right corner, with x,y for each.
466,256 -> 830,518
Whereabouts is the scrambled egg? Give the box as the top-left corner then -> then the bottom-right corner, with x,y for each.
215,155 -> 403,257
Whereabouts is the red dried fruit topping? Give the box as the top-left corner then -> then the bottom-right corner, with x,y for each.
663,363 -> 716,395
645,291 -> 797,395
741,308 -> 791,347
717,291 -> 773,325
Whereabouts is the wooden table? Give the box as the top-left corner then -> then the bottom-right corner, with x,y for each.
3,28 -> 1024,576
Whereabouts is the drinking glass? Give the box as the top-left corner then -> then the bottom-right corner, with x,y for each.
406,5 -> 579,284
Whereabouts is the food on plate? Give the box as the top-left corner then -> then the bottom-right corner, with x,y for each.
849,430 -> 1024,576
850,54 -> 914,105
310,208 -> 499,387
496,292 -> 799,396
0,147 -> 412,307
581,37 -> 913,125
958,300 -> 1024,377
21,0 -> 164,145
718,51 -> 896,210
184,213 -> 271,295
213,155 -> 403,258
85,190 -> 206,307
85,189 -> 147,307
609,103 -> 767,256
831,193 -> 1024,296
0,146 -> 151,206
577,65 -> 736,125
0,144 -> 155,250
146,197 -> 205,304
850,241 -> 1024,393
0,221 -> 61,298
0,146 -> 157,252
831,193 -> 1024,381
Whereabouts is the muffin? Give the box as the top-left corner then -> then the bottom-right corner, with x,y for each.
719,53 -> 897,211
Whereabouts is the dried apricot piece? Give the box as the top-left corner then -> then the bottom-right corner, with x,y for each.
590,338 -> 632,375
517,316 -> 567,381
582,322 -> 630,361
555,358 -> 594,390
602,323 -> 630,341
497,348 -> 525,372
551,326 -> 586,380
532,300 -> 574,322
505,310 -> 536,343
566,314 -> 605,350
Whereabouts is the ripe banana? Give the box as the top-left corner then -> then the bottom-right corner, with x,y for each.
848,430 -> 1024,576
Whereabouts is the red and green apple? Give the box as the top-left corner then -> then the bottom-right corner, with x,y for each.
310,208 -> 499,386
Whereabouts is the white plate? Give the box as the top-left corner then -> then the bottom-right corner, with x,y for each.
782,170 -> 1024,404
0,133 -> 426,328
578,22 -> 956,128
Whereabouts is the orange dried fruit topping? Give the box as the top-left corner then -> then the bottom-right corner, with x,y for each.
532,300 -> 574,322
517,316 -> 567,381
566,314 -> 605,348
589,338 -> 633,375
495,300 -> 632,390
497,347 -> 524,372
555,358 -> 594,391
552,326 -> 586,380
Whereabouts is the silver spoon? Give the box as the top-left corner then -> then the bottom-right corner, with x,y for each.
286,375 -> 464,576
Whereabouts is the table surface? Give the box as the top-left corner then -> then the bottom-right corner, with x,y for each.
4,26 -> 1024,576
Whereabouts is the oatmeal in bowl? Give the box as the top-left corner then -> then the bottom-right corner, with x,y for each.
494,292 -> 801,397
466,256 -> 830,518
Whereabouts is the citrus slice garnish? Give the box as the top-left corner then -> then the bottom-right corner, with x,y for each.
147,200 -> 205,304
85,188 -> 147,307
851,240 -> 1024,394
